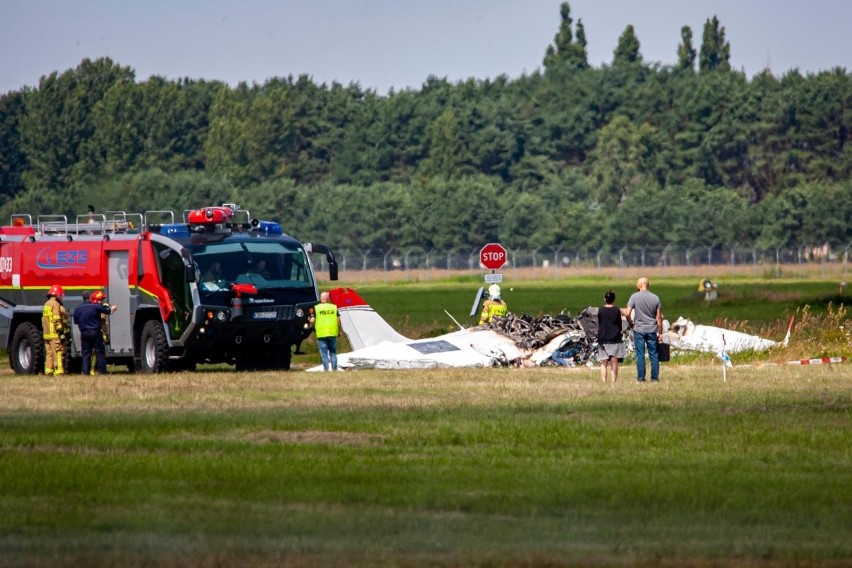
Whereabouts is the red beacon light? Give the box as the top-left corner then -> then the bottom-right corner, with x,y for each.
187,206 -> 234,226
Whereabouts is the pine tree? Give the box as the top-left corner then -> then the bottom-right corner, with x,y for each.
613,25 -> 642,66
699,16 -> 732,72
543,2 -> 587,70
677,26 -> 697,71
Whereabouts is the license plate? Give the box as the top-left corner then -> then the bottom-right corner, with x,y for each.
252,311 -> 277,320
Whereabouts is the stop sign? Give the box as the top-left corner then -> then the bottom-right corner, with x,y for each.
480,243 -> 507,270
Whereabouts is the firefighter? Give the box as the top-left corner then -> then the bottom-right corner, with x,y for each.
479,284 -> 508,326
88,291 -> 111,375
91,291 -> 111,341
73,290 -> 118,375
42,284 -> 68,376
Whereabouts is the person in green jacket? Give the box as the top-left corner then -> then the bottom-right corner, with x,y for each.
309,291 -> 341,371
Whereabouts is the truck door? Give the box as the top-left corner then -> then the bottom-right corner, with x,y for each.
107,250 -> 133,353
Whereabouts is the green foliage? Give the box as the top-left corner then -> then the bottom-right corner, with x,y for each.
699,15 -> 732,72
0,90 -> 27,201
676,26 -> 697,71
18,57 -> 135,190
543,2 -> 588,71
0,3 -> 849,252
613,25 -> 642,66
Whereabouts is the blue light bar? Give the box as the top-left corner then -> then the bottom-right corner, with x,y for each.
159,224 -> 191,238
255,221 -> 282,235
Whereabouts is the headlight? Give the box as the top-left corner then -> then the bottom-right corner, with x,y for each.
216,310 -> 228,322
295,307 -> 305,318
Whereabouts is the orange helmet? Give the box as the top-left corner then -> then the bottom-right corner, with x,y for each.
48,284 -> 64,299
91,291 -> 106,303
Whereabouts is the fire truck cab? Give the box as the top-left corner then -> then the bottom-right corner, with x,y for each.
0,204 -> 338,373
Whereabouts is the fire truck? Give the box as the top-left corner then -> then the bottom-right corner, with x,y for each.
0,204 -> 338,373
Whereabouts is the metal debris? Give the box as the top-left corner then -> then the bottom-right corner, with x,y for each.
484,310 -> 606,367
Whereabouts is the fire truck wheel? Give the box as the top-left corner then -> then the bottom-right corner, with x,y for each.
10,322 -> 45,375
140,320 -> 168,373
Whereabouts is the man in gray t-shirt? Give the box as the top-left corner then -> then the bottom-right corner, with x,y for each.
625,277 -> 663,382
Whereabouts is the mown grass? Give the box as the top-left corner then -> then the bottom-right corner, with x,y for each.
1,366 -> 850,567
1,277 -> 849,566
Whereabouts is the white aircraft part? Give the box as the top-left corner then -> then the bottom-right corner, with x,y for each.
307,329 -> 526,371
666,317 -> 777,354
338,305 -> 408,351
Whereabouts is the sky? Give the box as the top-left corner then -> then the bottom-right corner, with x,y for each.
2,0 -> 850,95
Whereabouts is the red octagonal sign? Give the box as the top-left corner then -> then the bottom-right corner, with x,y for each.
480,243 -> 507,270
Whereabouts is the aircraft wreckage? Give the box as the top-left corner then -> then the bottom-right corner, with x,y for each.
307,288 -> 781,371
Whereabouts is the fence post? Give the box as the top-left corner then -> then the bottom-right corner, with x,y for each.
797,244 -> 804,278
468,248 -> 479,270
705,243 -> 716,266
775,246 -> 782,277
752,246 -> 758,276
550,245 -> 562,271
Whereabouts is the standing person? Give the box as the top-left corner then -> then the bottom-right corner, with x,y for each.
42,284 -> 68,376
89,291 -> 111,376
479,284 -> 508,326
309,291 -> 341,371
598,289 -> 628,383
624,277 -> 663,383
90,291 -> 111,343
73,292 -> 118,375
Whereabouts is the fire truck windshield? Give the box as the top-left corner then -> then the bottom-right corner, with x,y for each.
190,241 -> 315,293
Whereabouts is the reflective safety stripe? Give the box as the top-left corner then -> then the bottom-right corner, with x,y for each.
480,300 -> 508,324
489,303 -> 508,319
42,302 -> 58,339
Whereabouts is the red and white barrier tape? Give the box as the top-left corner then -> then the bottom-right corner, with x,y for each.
785,356 -> 846,366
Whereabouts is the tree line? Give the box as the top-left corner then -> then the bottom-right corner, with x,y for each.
0,3 -> 849,252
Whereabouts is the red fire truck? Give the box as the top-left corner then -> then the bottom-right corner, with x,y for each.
0,204 -> 338,373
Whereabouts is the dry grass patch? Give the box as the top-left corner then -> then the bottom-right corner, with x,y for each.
1,364 -> 849,414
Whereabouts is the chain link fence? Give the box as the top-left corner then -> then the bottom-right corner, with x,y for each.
311,242 -> 852,281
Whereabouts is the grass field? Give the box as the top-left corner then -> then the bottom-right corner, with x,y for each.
1,367 -> 850,566
1,276 -> 850,566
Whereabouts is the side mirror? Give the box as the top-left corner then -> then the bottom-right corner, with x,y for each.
181,249 -> 196,283
303,242 -> 339,281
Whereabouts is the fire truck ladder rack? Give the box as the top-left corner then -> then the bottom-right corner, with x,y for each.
11,204 -> 278,238
29,212 -> 143,237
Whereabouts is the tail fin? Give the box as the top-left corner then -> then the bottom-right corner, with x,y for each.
328,288 -> 409,350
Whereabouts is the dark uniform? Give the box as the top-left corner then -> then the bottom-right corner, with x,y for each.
73,302 -> 113,375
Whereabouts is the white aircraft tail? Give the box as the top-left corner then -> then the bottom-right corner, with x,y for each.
782,316 -> 794,347
328,288 -> 409,350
